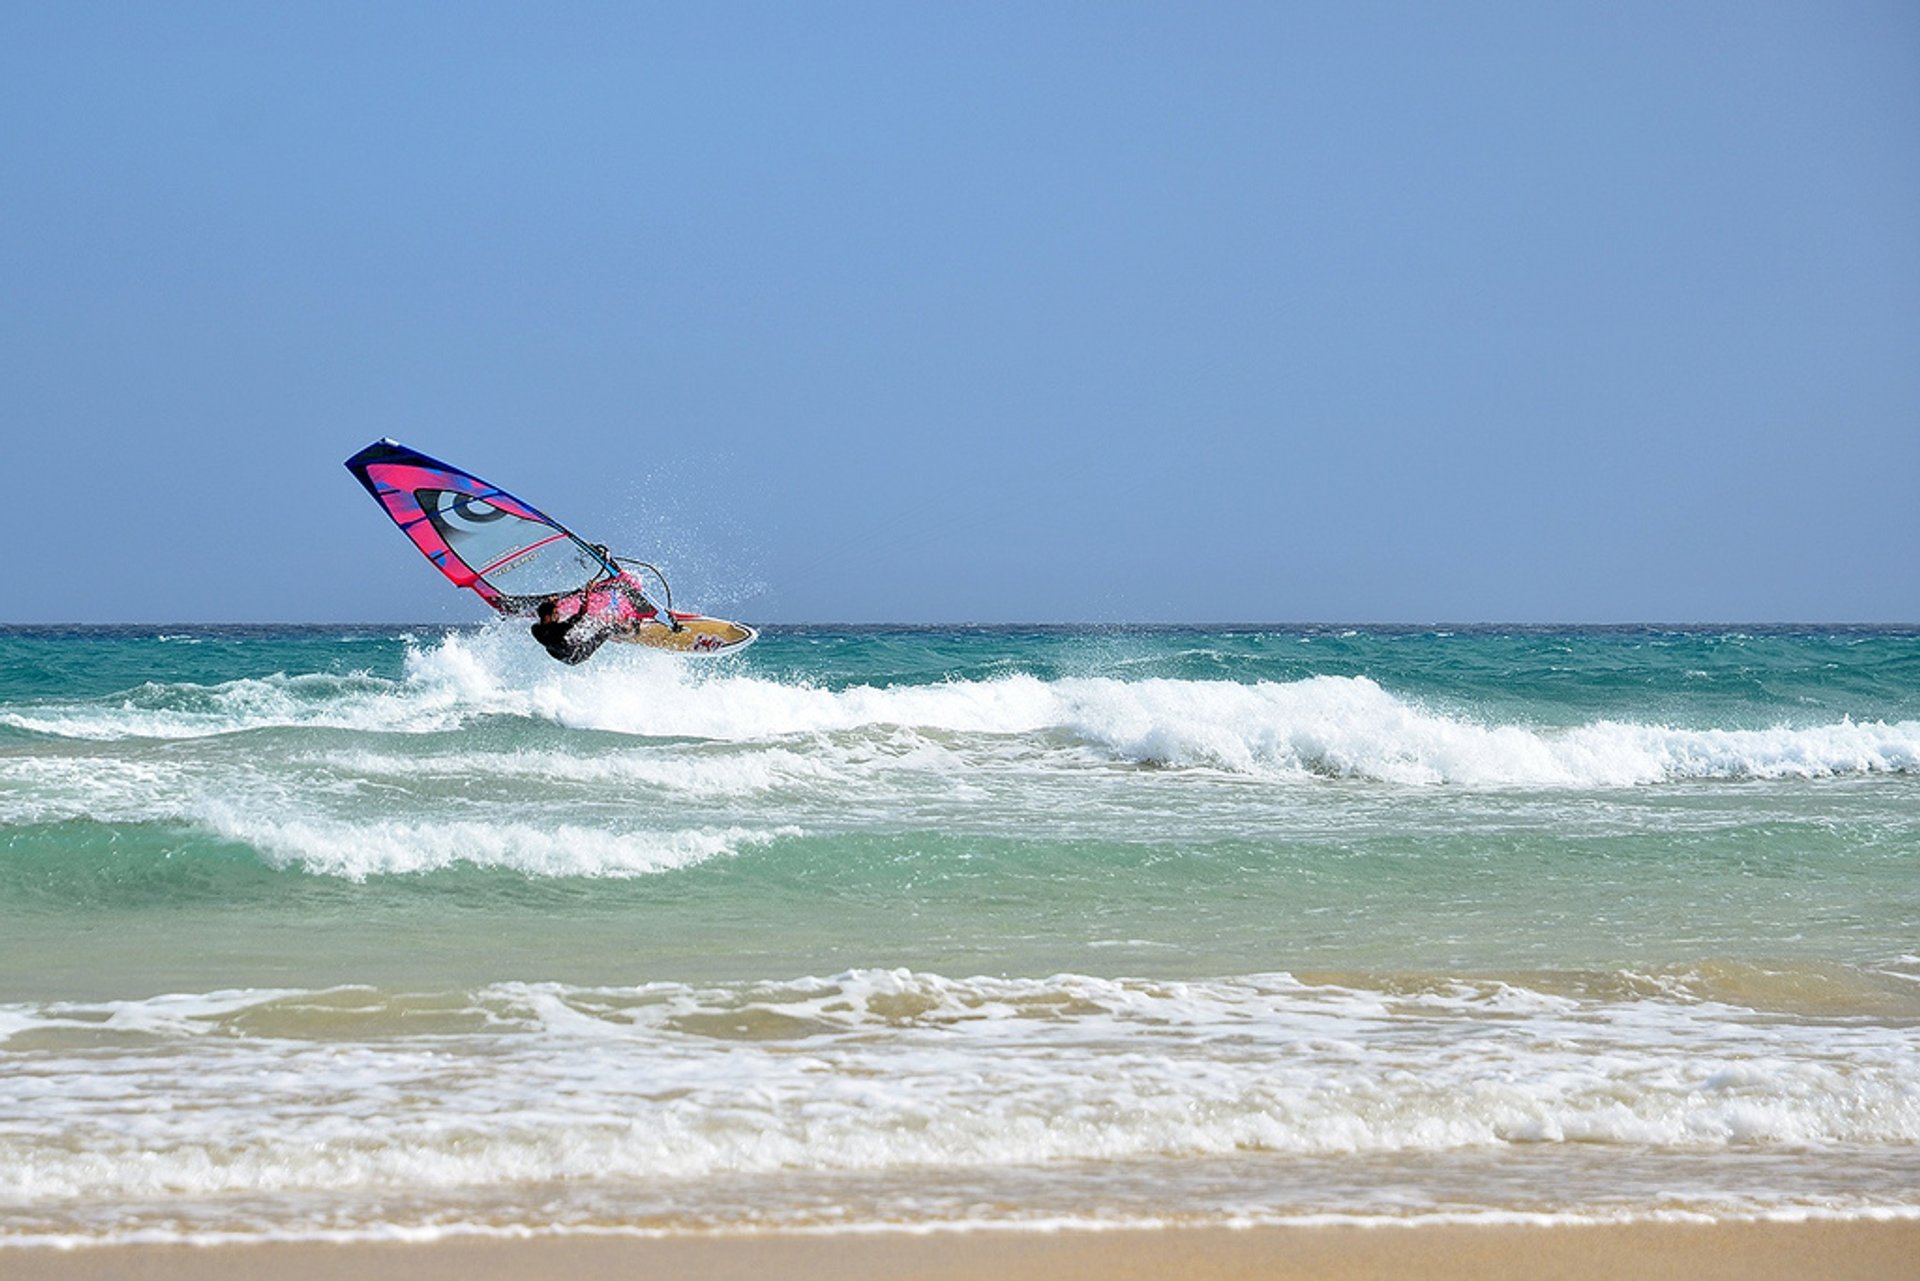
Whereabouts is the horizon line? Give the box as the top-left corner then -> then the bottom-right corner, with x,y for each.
3,620 -> 1917,631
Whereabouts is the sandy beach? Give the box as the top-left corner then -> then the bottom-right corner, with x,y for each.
10,1221 -> 1920,1281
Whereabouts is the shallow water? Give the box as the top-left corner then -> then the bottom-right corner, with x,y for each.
1,624 -> 1916,1244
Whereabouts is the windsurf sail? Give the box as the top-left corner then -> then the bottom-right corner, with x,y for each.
344,439 -> 619,613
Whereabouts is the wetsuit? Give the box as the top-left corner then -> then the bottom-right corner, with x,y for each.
530,578 -> 653,664
531,596 -> 613,665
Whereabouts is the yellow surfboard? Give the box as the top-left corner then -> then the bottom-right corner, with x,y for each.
616,614 -> 758,655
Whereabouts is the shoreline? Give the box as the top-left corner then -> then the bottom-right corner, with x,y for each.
9,1220 -> 1920,1281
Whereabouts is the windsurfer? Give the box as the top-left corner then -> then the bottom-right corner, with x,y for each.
530,576 -> 654,665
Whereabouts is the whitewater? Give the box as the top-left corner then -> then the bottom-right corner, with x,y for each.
1,624 -> 1916,1245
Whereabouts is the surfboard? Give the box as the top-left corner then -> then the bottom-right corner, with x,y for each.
621,614 -> 758,654
344,438 -> 756,657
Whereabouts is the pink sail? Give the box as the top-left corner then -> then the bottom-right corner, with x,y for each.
343,439 -> 628,615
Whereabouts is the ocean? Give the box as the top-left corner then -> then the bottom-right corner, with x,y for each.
1,623 -> 1916,1247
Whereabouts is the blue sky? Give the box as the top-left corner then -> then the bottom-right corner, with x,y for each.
3,2 -> 1915,623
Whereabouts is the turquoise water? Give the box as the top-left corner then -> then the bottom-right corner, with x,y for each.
1,624 -> 1917,1243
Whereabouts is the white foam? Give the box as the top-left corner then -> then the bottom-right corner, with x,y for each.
196,807 -> 798,879
7,627 -> 1914,788
0,749 -> 803,878
2,971 -> 1914,1185
0,669 -> 468,741
3,970 -> 1915,1242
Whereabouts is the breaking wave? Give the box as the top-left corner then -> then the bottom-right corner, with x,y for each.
2,969 -> 1916,1218
3,627 -> 1915,787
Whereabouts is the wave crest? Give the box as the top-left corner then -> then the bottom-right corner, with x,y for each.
3,627 -> 1916,788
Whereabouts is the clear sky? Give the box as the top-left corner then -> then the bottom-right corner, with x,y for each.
3,2 -> 1915,624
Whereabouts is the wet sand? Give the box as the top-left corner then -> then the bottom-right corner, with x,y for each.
9,1219 -> 1919,1281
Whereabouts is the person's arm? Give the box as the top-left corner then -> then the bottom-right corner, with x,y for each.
622,576 -> 680,629
566,624 -> 615,664
612,576 -> 651,612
